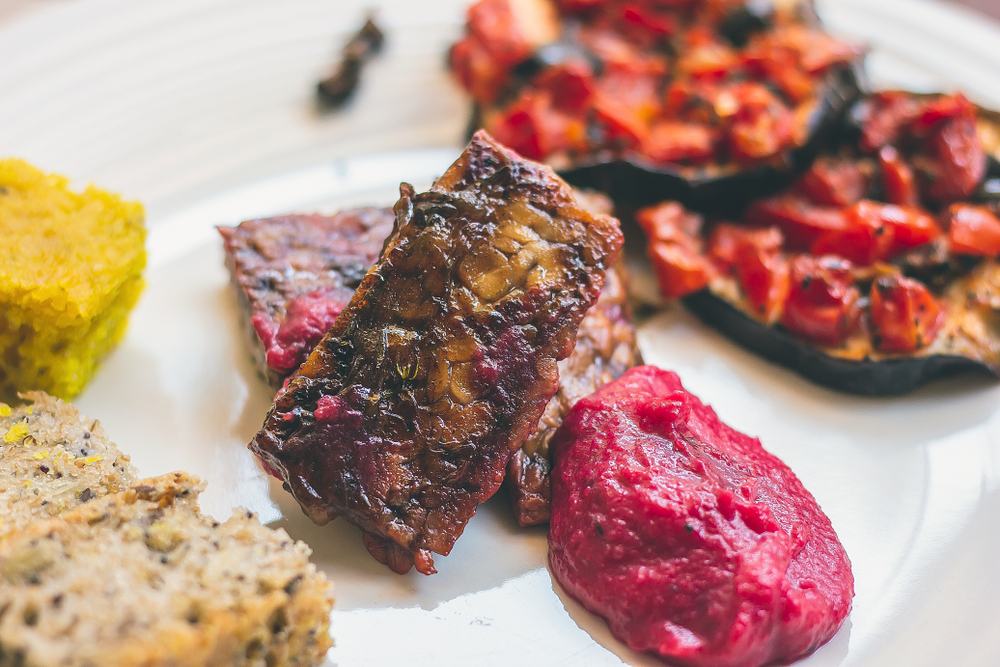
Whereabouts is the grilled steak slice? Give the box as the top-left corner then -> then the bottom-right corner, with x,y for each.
505,260 -> 642,526
219,209 -> 394,389
250,131 -> 624,574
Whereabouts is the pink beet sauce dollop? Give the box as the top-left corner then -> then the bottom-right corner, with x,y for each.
548,366 -> 853,667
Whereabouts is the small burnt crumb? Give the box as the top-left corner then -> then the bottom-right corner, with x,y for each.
83,431 -> 91,440
874,225 -> 885,236
79,488 -> 95,502
684,524 -> 694,532
39,465 -> 49,474
317,17 -> 385,108
801,275 -> 813,291
55,472 -> 63,479
594,522 -> 604,536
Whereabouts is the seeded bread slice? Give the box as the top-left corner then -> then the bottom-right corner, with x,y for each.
0,392 -> 137,537
0,471 -> 334,667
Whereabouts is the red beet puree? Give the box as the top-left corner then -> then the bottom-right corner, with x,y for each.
548,366 -> 853,667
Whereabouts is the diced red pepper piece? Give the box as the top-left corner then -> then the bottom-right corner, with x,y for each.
882,203 -> 941,254
723,83 -> 794,162
811,200 -> 896,265
781,255 -> 861,347
706,222 -> 745,273
535,61 -> 595,113
878,146 -> 918,206
733,227 -> 790,323
676,33 -> 738,79
745,195 -> 848,250
637,201 -> 713,298
918,112 -> 986,205
593,93 -> 649,149
908,93 -> 975,135
487,91 -> 584,160
466,0 -> 532,66
869,274 -> 945,352
857,91 -> 922,153
648,242 -> 715,299
947,203 -> 1000,256
643,121 -> 717,163
450,37 -> 511,105
619,3 -> 675,43
795,156 -> 868,207
636,200 -> 703,241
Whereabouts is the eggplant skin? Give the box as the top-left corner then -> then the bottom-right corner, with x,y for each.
558,62 -> 866,215
683,289 -> 997,396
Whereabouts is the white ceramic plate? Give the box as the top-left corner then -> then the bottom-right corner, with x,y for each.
4,0 -> 1000,665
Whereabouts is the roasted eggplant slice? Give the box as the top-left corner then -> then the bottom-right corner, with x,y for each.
639,92 -> 1000,394
558,63 -> 864,212
451,0 -> 865,212
250,132 -> 623,574
684,262 -> 1000,395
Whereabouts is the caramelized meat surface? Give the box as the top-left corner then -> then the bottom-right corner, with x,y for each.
250,132 -> 623,574
506,261 -> 641,526
219,209 -> 394,389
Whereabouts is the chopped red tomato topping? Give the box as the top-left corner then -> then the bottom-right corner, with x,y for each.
732,226 -> 790,323
449,38 -> 511,106
745,195 -> 847,250
535,61 -> 596,113
487,92 -> 584,160
869,274 -> 945,352
857,91 -> 922,153
592,94 -> 649,149
648,242 -> 716,299
723,82 -> 795,161
810,200 -> 939,264
918,110 -> 985,205
780,255 -> 861,347
878,146 -> 918,206
643,121 -> 717,163
795,156 -> 867,207
619,3 -> 675,45
947,204 -> 1000,256
637,202 -> 713,298
706,222 -> 747,272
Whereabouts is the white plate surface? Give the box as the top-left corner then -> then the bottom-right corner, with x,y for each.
4,0 -> 1000,665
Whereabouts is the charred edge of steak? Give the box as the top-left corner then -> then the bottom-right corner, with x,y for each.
505,261 -> 642,526
251,131 -> 624,574
219,209 -> 396,390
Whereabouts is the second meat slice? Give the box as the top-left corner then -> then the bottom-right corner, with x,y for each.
250,131 -> 624,574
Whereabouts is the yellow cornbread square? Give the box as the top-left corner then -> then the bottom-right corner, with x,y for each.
0,158 -> 146,401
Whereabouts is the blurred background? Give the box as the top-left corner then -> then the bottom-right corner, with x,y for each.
1,0 -> 998,23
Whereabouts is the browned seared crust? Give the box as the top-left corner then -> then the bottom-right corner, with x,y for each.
250,131 -> 623,574
219,209 -> 395,389
0,472 -> 334,667
505,261 -> 642,526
